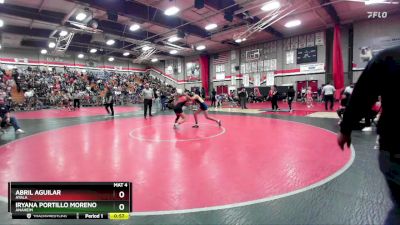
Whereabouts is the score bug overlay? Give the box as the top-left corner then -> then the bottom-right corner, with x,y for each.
8,182 -> 132,220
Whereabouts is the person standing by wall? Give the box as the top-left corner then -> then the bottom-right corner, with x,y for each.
338,46 -> 400,225
306,86 -> 314,108
211,88 -> 217,107
269,85 -> 279,111
160,90 -> 167,111
322,82 -> 336,110
238,86 -> 248,109
301,87 -> 306,103
317,85 -> 323,102
142,83 -> 154,119
73,90 -> 81,110
287,86 -> 295,112
154,87 -> 160,109
344,83 -> 354,95
201,87 -> 206,99
104,87 -> 114,116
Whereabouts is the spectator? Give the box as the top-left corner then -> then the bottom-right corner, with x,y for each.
211,88 -> 217,107
338,46 -> 400,225
160,91 -> 167,111
287,86 -> 295,112
337,92 -> 349,123
0,98 -> 25,134
317,85 -> 323,102
73,91 -> 81,109
269,85 -> 279,111
142,83 -> 154,119
301,87 -> 306,103
238,86 -> 248,109
103,87 -> 114,116
201,87 -> 206,99
322,82 -> 336,110
306,86 -> 313,108
344,83 -> 354,95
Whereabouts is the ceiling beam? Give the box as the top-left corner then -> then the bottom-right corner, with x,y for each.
1,25 -> 53,38
68,0 -> 209,38
0,3 -> 158,42
38,0 -> 47,12
0,4 -> 65,24
319,0 -> 340,24
204,0 -> 283,39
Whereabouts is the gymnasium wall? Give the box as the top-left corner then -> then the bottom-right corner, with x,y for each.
2,15 -> 400,91
352,14 -> 400,83
210,30 -> 327,91
0,47 -> 146,72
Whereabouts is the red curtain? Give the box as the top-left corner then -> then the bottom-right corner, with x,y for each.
333,24 -> 344,91
199,55 -> 210,94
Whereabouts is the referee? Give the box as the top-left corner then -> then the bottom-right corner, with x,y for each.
142,83 -> 154,119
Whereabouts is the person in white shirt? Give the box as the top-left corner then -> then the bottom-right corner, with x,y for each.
141,83 -> 154,119
344,83 -> 354,95
322,82 -> 336,110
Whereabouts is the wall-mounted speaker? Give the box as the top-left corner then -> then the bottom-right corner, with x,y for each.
224,11 -> 233,22
177,30 -> 185,39
107,11 -> 118,22
194,0 -> 204,9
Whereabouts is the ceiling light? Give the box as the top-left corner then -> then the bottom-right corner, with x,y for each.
164,6 -> 180,16
108,57 -> 114,62
242,38 -> 247,41
284,19 -> 301,28
129,24 -> 140,31
151,58 -> 158,62
78,53 -> 84,58
123,52 -> 130,56
59,30 -> 68,36
196,45 -> 206,51
168,36 -> 181,43
205,23 -> 217,30
106,39 -> 115,45
76,12 -> 87,21
90,48 -> 97,53
142,45 -> 151,51
261,1 -> 280,11
48,67 -> 53,71
0,0 -> 4,4
235,39 -> 242,43
48,42 -> 56,48
169,50 -> 178,54
0,19 -> 4,28
82,69 -> 87,73
40,49 -> 48,54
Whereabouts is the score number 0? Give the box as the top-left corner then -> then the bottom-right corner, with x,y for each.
118,191 -> 125,211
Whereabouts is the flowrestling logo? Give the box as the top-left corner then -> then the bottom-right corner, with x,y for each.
367,11 -> 388,19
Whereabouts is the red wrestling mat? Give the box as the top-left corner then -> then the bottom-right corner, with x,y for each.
0,115 -> 353,214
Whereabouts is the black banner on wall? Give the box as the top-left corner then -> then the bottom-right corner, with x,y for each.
296,46 -> 317,64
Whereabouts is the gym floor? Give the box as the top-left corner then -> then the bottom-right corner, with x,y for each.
0,103 -> 390,225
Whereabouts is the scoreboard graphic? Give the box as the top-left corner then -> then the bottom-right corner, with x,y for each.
8,182 -> 132,220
